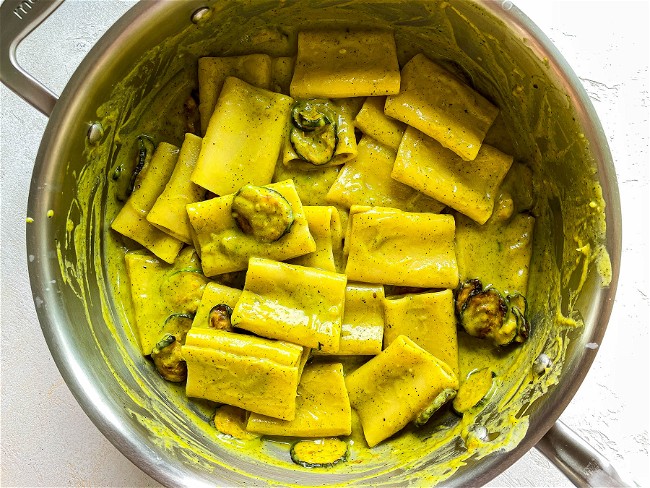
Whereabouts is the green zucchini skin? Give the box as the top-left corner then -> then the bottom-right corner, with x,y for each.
289,438 -> 349,468
414,388 -> 457,427
454,279 -> 531,347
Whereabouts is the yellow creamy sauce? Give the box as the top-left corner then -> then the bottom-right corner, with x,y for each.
58,1 -> 611,485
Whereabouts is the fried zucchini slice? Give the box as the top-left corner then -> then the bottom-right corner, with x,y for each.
231,184 -> 294,243
151,334 -> 187,383
290,438 -> 348,468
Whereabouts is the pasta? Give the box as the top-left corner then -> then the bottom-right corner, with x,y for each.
385,53 -> 499,161
345,335 -> 458,447
326,136 -> 445,213
198,55 -> 272,135
186,179 -> 315,276
110,28 -> 537,467
111,142 -> 183,263
191,77 -> 293,196
231,257 -> 347,353
391,127 -> 514,224
146,133 -> 204,244
345,208 -> 459,288
290,31 -> 401,98
246,363 -> 352,437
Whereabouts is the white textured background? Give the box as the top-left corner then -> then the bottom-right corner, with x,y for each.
1,1 -> 648,486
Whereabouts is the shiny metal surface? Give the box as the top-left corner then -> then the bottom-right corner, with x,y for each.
2,0 -> 622,486
537,421 -> 630,487
0,0 -> 64,116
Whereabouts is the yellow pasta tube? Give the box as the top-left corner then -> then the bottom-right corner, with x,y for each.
232,257 -> 347,353
317,283 -> 385,356
186,180 -> 315,276
345,335 -> 458,447
111,142 -> 183,263
183,329 -> 305,420
125,248 -> 205,354
288,206 -> 343,272
246,363 -> 352,437
190,282 -> 242,330
147,134 -> 204,244
392,127 -> 514,224
383,290 -> 459,376
272,162 -> 341,206
385,54 -> 499,161
191,77 -> 294,196
345,208 -> 459,288
198,55 -> 272,135
354,96 -> 406,150
271,56 -> 295,94
326,136 -> 445,213
290,31 -> 401,98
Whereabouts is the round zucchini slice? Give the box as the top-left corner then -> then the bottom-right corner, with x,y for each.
290,99 -> 338,166
231,184 -> 294,243
162,313 -> 194,342
452,368 -> 495,415
150,334 -> 187,383
290,438 -> 348,468
208,304 -> 234,331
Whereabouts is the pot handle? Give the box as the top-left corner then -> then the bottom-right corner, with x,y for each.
536,420 -> 632,487
0,0 -> 65,117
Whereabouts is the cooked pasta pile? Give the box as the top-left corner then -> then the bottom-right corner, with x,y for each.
111,30 -> 535,464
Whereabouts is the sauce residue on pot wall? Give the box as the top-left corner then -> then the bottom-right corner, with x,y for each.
54,0 -> 611,485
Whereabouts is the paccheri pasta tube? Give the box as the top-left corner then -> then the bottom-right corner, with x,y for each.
192,77 -> 293,196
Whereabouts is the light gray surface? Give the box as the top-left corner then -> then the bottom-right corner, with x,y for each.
1,1 -> 648,486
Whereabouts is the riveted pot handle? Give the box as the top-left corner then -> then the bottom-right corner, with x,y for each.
537,420 -> 632,487
0,0 -> 65,117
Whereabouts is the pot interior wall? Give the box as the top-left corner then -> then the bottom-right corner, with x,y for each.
27,1 -> 616,486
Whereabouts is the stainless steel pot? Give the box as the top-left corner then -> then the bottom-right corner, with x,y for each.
0,0 -> 626,486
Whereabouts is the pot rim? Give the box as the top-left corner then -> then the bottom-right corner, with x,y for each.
25,1 -> 622,486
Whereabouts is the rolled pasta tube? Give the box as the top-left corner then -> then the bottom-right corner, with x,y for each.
190,282 -> 242,330
315,283 -> 385,356
111,141 -> 183,263
246,363 -> 352,437
383,289 -> 459,377
345,208 -> 459,289
198,55 -> 272,135
288,206 -> 343,273
345,335 -> 458,447
392,127 -> 514,224
290,31 -> 400,98
183,329 -> 306,420
186,179 -> 315,276
271,56 -> 295,94
125,248 -> 205,355
192,77 -> 294,196
147,133 -> 204,244
231,257 -> 347,353
354,96 -> 406,151
326,136 -> 444,213
385,54 -> 499,161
